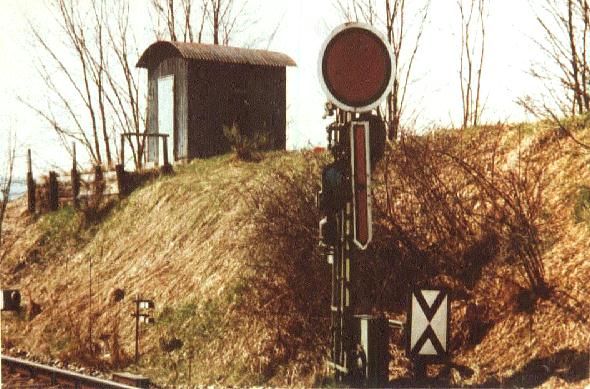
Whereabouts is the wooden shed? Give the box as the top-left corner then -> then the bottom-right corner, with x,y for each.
136,41 -> 296,163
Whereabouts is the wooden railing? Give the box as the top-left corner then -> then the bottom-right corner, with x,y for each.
120,132 -> 171,172
25,134 -> 172,214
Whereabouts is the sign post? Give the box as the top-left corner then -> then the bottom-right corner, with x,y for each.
318,22 -> 393,384
131,296 -> 155,365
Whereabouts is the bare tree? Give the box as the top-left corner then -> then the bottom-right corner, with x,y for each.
458,0 -> 487,129
519,0 -> 590,149
151,0 -> 252,46
25,0 -> 146,169
0,133 -> 16,247
104,1 -> 148,169
334,0 -> 430,140
386,0 -> 429,140
209,0 -> 250,45
151,0 -> 181,41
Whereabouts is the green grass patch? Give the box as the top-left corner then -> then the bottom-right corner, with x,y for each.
38,206 -> 80,243
33,200 -> 120,265
139,278 -> 259,386
35,205 -> 85,261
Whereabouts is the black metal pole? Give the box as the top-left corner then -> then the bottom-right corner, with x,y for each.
330,210 -> 341,381
414,360 -> 427,386
134,296 -> 139,365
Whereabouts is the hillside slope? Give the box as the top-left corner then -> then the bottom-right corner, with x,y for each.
1,152 -> 328,386
1,121 -> 590,387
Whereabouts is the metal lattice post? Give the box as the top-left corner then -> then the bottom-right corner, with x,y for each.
340,206 -> 347,376
330,209 -> 342,381
342,201 -> 355,378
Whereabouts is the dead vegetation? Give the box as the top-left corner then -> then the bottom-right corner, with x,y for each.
1,120 -> 589,387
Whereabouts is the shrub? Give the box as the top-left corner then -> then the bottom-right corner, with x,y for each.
241,152 -> 330,380
373,125 -> 551,307
223,123 -> 268,162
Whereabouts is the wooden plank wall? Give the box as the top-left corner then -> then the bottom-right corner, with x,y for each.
187,62 -> 287,158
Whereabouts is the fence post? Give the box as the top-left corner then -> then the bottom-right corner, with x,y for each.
115,163 -> 127,198
26,149 -> 36,213
48,171 -> 59,211
120,134 -> 125,166
71,143 -> 80,209
94,165 -> 104,198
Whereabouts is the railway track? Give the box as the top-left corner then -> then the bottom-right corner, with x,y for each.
1,355 -> 141,388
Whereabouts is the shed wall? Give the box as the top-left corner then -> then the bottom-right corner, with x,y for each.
187,62 -> 286,158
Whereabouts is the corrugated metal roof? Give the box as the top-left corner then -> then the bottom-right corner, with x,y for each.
137,41 -> 296,68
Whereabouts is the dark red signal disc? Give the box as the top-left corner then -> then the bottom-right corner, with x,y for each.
320,24 -> 393,112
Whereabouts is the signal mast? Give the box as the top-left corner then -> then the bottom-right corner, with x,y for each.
317,23 -> 393,385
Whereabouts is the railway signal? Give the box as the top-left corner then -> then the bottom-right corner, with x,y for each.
318,160 -> 348,213
318,22 -> 393,385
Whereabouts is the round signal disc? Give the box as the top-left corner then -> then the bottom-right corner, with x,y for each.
319,23 -> 394,112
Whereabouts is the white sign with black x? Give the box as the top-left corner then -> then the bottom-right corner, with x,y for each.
408,289 -> 450,359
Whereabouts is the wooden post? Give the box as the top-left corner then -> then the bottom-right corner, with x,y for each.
115,163 -> 127,198
71,143 -> 80,209
161,136 -> 172,174
162,136 -> 169,166
120,134 -> 125,166
26,149 -> 35,213
94,165 -> 104,198
48,171 -> 59,211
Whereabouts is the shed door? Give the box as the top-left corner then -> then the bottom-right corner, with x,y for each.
158,75 -> 174,163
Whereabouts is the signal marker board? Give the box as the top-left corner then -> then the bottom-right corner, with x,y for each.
407,289 -> 450,362
351,121 -> 372,249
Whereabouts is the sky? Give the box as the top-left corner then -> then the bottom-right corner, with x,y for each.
0,0 -> 548,178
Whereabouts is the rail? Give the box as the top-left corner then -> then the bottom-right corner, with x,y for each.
1,355 -> 140,388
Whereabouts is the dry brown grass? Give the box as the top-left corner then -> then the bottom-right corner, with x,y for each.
1,121 -> 589,387
0,152 -> 329,386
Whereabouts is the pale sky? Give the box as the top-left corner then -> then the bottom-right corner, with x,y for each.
0,0 -> 547,177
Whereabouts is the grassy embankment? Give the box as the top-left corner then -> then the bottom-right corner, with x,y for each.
1,118 -> 589,387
